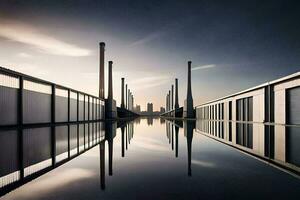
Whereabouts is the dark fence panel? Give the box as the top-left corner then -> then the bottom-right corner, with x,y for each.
55,89 -> 68,122
0,87 -> 18,125
23,90 -> 51,124
0,130 -> 19,177
70,125 -> 77,150
23,127 -> 51,168
55,126 -> 68,156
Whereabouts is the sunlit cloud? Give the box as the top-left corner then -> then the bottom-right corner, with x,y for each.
192,64 -> 216,71
17,52 -> 33,58
0,19 -> 91,56
129,75 -> 171,90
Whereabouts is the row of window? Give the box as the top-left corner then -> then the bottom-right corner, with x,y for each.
197,97 -> 254,149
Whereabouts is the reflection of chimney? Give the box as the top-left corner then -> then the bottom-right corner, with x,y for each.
125,84 -> 128,109
121,78 -> 125,108
100,141 -> 105,190
108,61 -> 113,100
171,124 -> 174,150
99,42 -> 105,99
108,138 -> 113,176
185,121 -> 194,177
121,126 -> 125,157
175,126 -> 179,157
175,78 -> 179,109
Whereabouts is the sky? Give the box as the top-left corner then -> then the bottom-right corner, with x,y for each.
0,0 -> 300,111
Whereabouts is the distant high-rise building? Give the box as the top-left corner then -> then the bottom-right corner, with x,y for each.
160,107 -> 165,113
147,103 -> 153,114
135,104 -> 141,113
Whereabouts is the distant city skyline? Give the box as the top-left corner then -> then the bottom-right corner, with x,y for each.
1,0 -> 300,110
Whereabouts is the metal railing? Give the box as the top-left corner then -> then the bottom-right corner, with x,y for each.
0,66 -> 105,194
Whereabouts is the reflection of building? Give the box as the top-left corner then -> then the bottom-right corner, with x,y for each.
147,103 -> 153,114
147,117 -> 154,125
195,72 -> 300,171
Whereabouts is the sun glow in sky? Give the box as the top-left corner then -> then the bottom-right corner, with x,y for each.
0,0 -> 299,111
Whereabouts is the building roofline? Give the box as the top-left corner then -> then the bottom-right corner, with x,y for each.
195,71 -> 300,107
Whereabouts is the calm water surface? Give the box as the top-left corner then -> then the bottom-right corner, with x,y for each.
1,117 -> 300,200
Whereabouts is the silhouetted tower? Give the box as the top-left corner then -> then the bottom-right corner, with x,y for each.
125,84 -> 128,109
175,78 -> 179,109
171,84 -> 174,110
121,78 -> 125,108
108,61 -> 113,100
99,42 -> 105,99
168,90 -> 171,111
184,61 -> 194,118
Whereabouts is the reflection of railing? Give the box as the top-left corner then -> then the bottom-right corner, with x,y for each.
0,67 -> 106,194
195,119 -> 300,174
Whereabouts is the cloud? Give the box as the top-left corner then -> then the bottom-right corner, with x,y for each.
129,75 -> 171,90
17,52 -> 33,58
0,19 -> 91,56
191,64 -> 216,71
129,31 -> 165,47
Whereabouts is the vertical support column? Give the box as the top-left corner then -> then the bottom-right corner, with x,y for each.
99,42 -> 105,99
175,78 -> 179,109
121,78 -> 125,108
67,89 -> 70,158
51,84 -> 56,166
18,76 -> 24,179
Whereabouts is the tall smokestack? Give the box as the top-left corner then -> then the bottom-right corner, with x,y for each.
185,61 -> 194,118
171,84 -> 174,110
128,89 -> 130,110
175,78 -> 179,109
121,78 -> 125,108
125,84 -> 128,109
187,61 -> 192,99
99,42 -> 105,99
108,61 -> 113,100
168,90 -> 171,111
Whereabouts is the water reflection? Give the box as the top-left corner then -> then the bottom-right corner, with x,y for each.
100,118 -> 196,190
2,117 -> 300,200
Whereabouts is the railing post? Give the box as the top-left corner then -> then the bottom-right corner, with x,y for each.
67,89 -> 70,158
77,92 -> 79,154
18,76 -> 24,180
83,95 -> 86,150
51,84 -> 56,166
